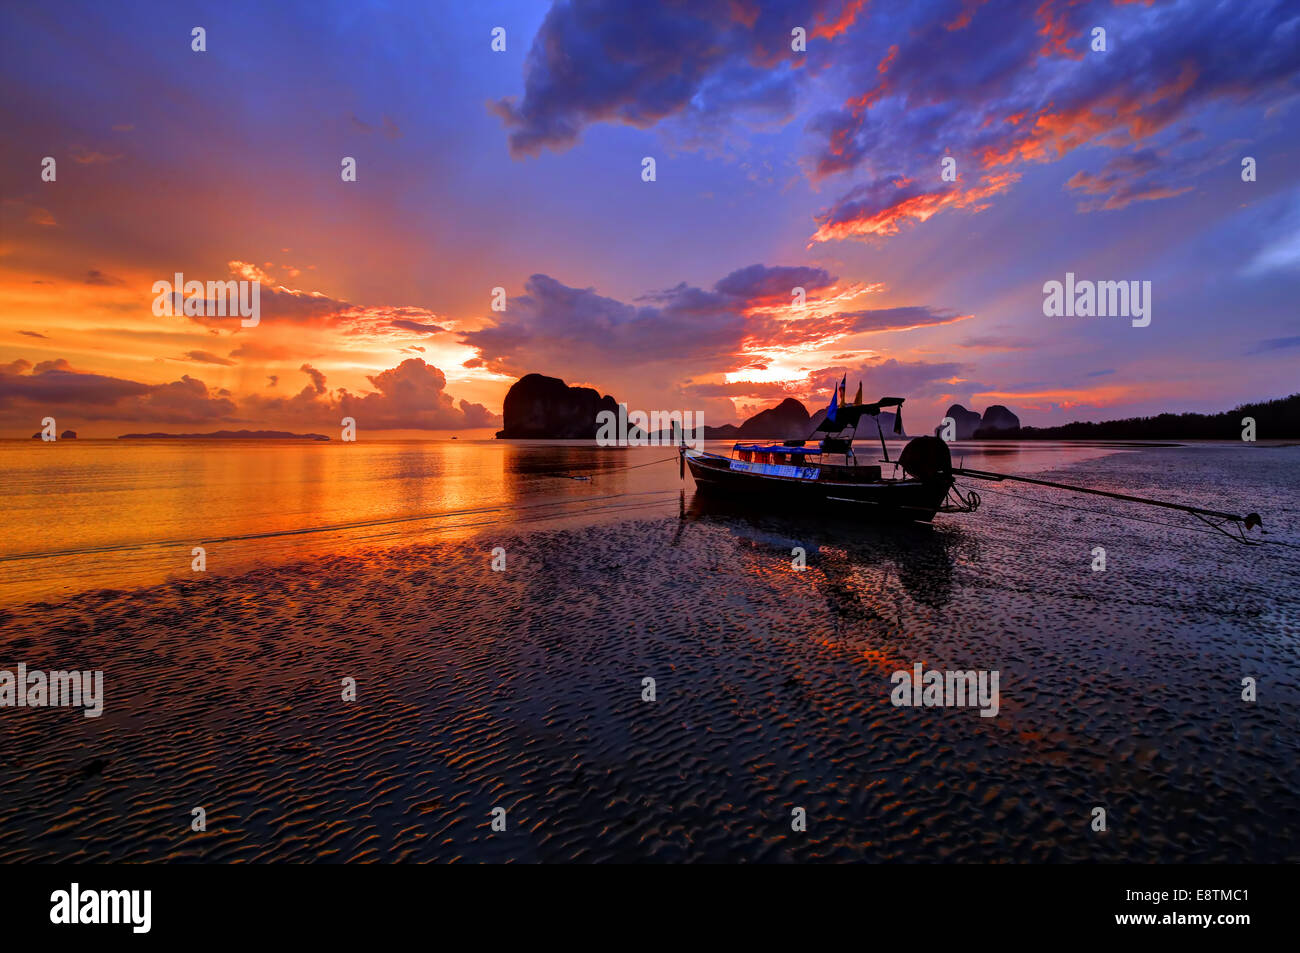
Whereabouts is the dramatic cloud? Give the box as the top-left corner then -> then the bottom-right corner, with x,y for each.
130,375 -> 238,424
170,265 -> 454,342
244,361 -> 500,431
711,264 -> 835,304
826,307 -> 970,334
496,0 -> 1297,241
683,354 -> 968,420
0,356 -> 495,432
0,359 -> 233,422
297,364 -> 325,395
804,0 -> 1299,240
810,172 -> 1020,243
336,359 -> 499,430
741,305 -> 971,359
463,272 -> 747,377
1062,140 -> 1246,212
491,0 -> 864,157
391,319 -> 446,334
462,264 -> 878,380
0,360 -> 152,405
461,263 -> 969,421
4,0 -> 1293,436
683,379 -> 804,400
175,281 -> 349,329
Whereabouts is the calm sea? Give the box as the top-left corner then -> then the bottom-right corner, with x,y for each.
1,437 -> 1136,604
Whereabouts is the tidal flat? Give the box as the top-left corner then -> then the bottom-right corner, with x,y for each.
0,442 -> 1296,862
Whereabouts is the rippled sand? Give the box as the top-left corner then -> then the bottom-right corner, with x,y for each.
1,444 -> 1296,862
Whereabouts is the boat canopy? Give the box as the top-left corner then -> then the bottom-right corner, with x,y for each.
732,444 -> 823,455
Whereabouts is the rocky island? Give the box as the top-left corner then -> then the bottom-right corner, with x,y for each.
495,374 -> 624,439
496,374 -> 913,440
934,404 -> 1021,439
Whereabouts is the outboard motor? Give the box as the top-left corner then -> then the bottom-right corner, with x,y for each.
898,435 -> 952,481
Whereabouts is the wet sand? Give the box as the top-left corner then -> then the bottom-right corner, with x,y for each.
1,445 -> 1297,862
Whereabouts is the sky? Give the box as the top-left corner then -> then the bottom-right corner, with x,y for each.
1,0 -> 1297,437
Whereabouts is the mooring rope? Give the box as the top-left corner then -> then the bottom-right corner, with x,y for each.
539,453 -> 681,480
968,482 -> 1299,549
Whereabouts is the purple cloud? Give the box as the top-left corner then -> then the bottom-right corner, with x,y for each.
491,0 -> 861,157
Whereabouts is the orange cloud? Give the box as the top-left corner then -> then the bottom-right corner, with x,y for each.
811,0 -> 869,39
809,172 -> 1020,243
1035,0 -> 1087,61
974,382 -> 1147,411
981,64 -> 1200,169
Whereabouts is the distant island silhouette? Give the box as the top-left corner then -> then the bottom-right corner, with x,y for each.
495,374 -> 1298,441
118,430 -> 330,440
934,404 -> 1020,439
495,374 -> 912,440
979,393 -> 1299,440
30,429 -> 78,439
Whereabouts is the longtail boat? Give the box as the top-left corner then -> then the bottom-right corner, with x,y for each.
679,396 -> 968,523
676,392 -> 1265,542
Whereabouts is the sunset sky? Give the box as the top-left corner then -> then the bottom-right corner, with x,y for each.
1,0 -> 1297,437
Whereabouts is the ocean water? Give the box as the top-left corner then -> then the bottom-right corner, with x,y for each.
1,437 -> 1141,604
0,439 -> 1296,862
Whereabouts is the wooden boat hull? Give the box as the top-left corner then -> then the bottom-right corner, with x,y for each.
684,449 -> 951,523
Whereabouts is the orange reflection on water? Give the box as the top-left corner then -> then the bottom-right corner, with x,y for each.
0,439 -> 683,603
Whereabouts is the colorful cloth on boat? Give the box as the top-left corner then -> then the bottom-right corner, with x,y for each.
729,460 -> 821,479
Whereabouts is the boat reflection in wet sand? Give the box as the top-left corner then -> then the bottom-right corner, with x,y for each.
679,396 -> 975,524
676,491 -> 962,611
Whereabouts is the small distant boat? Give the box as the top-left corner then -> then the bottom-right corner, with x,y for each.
680,396 -> 968,524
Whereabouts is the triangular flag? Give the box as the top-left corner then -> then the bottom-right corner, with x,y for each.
852,382 -> 862,405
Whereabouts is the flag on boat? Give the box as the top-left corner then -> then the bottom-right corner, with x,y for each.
825,380 -> 839,424
852,381 -> 862,405
839,374 -> 846,405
